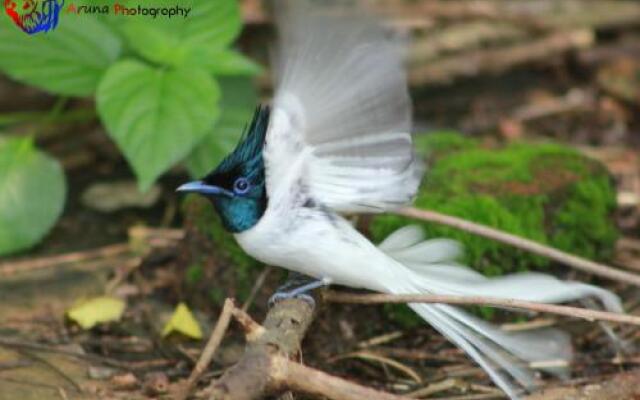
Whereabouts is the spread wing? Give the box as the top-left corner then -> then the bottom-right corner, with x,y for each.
264,0 -> 422,213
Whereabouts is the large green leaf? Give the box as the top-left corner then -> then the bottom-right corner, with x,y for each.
187,48 -> 262,76
119,0 -> 243,68
186,77 -> 257,178
0,17 -> 121,96
97,60 -> 220,190
0,137 -> 66,255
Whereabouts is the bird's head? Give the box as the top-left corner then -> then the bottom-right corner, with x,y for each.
177,106 -> 270,233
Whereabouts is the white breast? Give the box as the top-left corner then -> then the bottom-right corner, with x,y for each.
235,202 -> 396,292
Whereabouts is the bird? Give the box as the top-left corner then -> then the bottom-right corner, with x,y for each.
177,1 -> 624,398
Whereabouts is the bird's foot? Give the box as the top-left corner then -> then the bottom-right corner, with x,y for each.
268,275 -> 331,309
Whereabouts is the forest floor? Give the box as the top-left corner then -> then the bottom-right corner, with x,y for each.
2,1 -> 640,399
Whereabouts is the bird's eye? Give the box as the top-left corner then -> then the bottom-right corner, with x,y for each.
233,177 -> 251,195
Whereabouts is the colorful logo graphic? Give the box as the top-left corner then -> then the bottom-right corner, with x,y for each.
4,0 -> 64,34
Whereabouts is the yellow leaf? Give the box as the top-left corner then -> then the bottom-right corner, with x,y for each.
67,296 -> 126,329
162,302 -> 203,340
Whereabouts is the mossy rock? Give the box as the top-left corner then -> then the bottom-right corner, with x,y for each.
370,132 -> 618,326
372,132 -> 617,274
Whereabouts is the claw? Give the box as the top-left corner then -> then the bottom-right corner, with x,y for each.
268,292 -> 316,309
267,275 -> 330,309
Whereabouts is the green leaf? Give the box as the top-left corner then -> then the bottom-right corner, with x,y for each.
0,17 -> 121,96
0,137 -> 66,256
162,302 -> 203,339
121,0 -> 242,67
190,48 -> 262,76
186,77 -> 257,178
97,60 -> 220,190
67,296 -> 126,329
118,21 -> 188,67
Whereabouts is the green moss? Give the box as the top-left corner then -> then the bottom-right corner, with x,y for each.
371,132 -> 618,326
414,130 -> 478,156
185,264 -> 204,285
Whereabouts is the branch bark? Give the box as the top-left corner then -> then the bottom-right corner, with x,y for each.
208,298 -> 316,400
323,291 -> 640,326
179,299 -> 235,400
207,298 -> 411,400
396,207 -> 640,287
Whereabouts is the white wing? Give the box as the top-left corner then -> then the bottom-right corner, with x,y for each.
264,0 -> 422,213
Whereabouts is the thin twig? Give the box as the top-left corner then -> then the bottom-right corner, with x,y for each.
0,377 -> 62,390
17,349 -> 82,393
231,306 -> 266,341
280,356 -> 410,400
178,298 -> 235,400
407,378 -> 462,398
329,351 -> 422,383
396,207 -> 640,287
105,257 -> 143,294
0,243 -> 130,276
0,337 -> 166,371
57,387 -> 70,400
241,266 -> 273,312
324,291 -> 640,326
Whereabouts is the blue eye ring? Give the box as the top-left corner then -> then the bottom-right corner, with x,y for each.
233,177 -> 251,195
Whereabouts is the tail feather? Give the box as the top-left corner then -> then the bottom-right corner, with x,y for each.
379,225 -> 623,399
418,304 -> 532,399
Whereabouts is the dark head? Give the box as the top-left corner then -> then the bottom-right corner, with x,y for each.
177,106 -> 270,233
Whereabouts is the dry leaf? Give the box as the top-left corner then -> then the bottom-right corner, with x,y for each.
162,302 -> 203,340
67,296 -> 126,329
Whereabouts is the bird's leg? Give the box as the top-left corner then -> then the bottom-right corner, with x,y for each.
268,272 -> 330,309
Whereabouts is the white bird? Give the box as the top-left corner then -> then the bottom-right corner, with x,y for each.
178,1 -> 623,398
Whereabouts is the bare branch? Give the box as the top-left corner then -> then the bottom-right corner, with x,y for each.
179,299 -> 235,400
280,356 -> 409,400
396,207 -> 640,287
323,291 -> 640,326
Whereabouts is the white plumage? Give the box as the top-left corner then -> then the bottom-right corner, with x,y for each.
234,1 -> 624,398
265,0 -> 421,212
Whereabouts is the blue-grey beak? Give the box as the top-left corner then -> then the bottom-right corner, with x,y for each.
176,181 -> 233,197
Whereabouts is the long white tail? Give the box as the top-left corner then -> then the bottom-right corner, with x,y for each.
378,225 -> 623,399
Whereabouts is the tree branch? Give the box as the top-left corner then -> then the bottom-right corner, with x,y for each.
323,291 -> 640,326
279,357 -> 408,400
208,298 -> 316,400
396,207 -> 640,287
178,299 -> 235,400
205,297 -> 412,400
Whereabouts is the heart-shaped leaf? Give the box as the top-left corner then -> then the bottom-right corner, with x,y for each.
186,77 -> 257,178
120,0 -> 242,67
97,60 -> 220,190
0,137 -> 66,256
187,48 -> 262,76
0,16 -> 121,96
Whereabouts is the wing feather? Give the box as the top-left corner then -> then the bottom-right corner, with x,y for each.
265,0 -> 422,212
